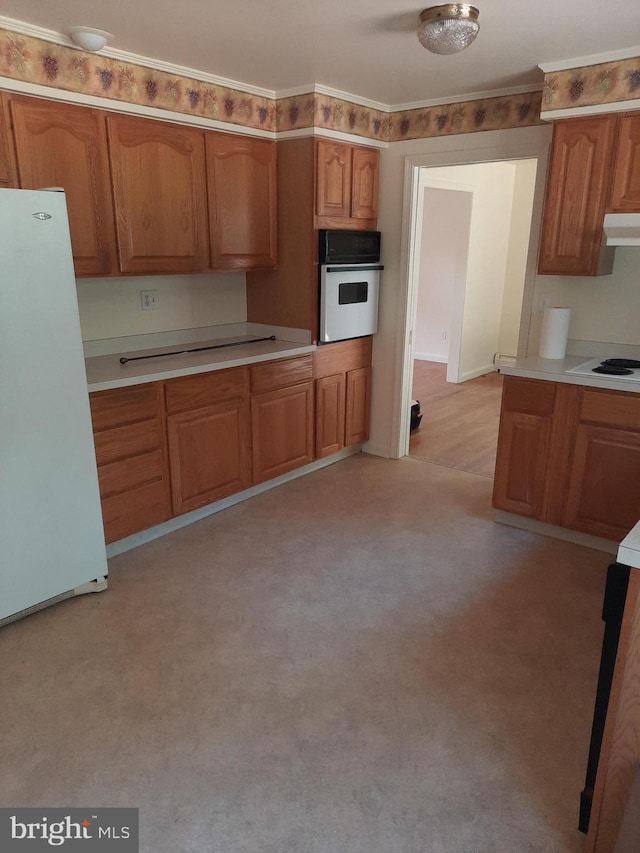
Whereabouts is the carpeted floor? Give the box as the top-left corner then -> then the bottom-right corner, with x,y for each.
0,454 -> 608,852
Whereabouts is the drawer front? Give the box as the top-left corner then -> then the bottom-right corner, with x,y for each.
101,481 -> 172,544
579,388 -> 640,431
96,449 -> 166,499
250,355 -> 313,394
93,418 -> 165,467
165,366 -> 249,413
90,384 -> 161,430
314,337 -> 372,379
502,376 -> 557,417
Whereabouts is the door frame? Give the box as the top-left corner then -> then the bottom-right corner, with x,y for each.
395,132 -> 551,458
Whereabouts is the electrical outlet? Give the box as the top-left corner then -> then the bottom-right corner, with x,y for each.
441,330 -> 448,341
140,290 -> 159,311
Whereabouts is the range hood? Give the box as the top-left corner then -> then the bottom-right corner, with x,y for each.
603,213 -> 640,246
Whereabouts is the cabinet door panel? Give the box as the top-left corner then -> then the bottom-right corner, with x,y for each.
538,115 -> 616,275
316,374 -> 346,458
206,133 -> 277,270
107,114 -> 209,273
0,93 -> 17,187
609,112 -> 640,212
351,147 -> 379,220
492,411 -> 552,518
345,366 -> 371,446
168,399 -> 252,515
252,383 -> 314,483
316,140 -> 351,217
564,424 -> 640,540
11,96 -> 117,276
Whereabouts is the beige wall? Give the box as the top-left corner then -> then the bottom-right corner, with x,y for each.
76,273 -> 247,341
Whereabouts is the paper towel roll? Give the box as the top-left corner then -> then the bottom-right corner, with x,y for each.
539,307 -> 571,359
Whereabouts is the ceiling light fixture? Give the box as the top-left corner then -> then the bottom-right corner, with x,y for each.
67,27 -> 113,53
417,4 -> 480,55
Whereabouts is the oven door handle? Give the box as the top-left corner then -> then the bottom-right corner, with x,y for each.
325,265 -> 384,273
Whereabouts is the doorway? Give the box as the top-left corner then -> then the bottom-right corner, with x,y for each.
407,158 -> 538,476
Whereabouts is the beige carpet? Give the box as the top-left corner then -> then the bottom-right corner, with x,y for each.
0,454 -> 608,852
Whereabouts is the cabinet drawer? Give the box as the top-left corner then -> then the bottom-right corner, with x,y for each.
100,481 -> 172,544
93,418 -> 165,467
579,388 -> 640,431
502,376 -> 556,417
165,366 -> 249,413
314,337 -> 372,379
250,355 -> 313,394
90,384 -> 161,430
97,449 -> 166,499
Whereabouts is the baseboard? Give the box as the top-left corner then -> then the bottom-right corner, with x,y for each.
414,353 -> 447,363
106,446 -> 363,556
494,510 -> 618,554
458,363 -> 497,382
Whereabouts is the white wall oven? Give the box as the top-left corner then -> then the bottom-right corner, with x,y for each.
318,229 -> 382,344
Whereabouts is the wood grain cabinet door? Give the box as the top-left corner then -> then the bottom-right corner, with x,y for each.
609,111 -> 640,212
351,147 -> 379,220
538,114 -> 617,276
10,96 -> 117,276
345,366 -> 371,446
107,114 -> 209,273
492,377 -> 557,518
251,382 -> 314,483
206,133 -> 277,270
0,93 -> 17,187
316,373 -> 346,458
167,399 -> 252,515
316,139 -> 352,217
563,388 -> 640,540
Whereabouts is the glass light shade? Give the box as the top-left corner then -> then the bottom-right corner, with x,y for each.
68,27 -> 113,52
417,5 -> 480,55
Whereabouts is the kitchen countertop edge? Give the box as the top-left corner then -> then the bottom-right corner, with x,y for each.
497,356 -> 640,394
86,339 -> 317,393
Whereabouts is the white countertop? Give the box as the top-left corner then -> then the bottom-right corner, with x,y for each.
618,522 -> 640,570
498,355 -> 640,394
85,335 -> 316,392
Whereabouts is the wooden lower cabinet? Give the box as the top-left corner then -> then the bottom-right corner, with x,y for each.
165,367 -> 251,515
250,356 -> 314,483
494,376 -> 640,541
89,383 -> 172,544
314,338 -> 372,459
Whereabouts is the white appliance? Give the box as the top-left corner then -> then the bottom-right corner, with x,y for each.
318,229 -> 383,344
566,357 -> 640,383
0,188 -> 108,628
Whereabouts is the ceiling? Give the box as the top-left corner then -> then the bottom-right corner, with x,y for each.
2,0 -> 640,107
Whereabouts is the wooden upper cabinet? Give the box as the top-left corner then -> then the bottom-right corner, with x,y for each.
538,114 -> 617,276
351,147 -> 379,220
609,111 -> 640,212
316,139 -> 352,217
10,96 -> 117,276
0,93 -> 17,187
205,132 -> 277,270
107,114 -> 209,274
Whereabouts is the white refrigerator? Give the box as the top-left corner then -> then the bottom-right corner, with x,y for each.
0,188 -> 108,627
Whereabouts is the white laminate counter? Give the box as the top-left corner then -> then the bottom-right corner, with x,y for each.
618,521 -> 640,569
498,355 -> 640,394
85,335 -> 316,392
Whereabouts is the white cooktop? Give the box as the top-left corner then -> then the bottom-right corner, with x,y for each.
565,358 -> 640,383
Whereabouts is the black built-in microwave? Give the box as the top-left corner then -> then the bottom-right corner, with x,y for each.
318,229 -> 381,265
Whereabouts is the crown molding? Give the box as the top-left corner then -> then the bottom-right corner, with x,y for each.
277,126 -> 388,148
392,83 -> 543,112
0,15 -> 276,99
540,97 -> 640,121
539,45 -> 640,73
276,83 -> 390,112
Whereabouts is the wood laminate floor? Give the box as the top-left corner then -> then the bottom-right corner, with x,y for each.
409,360 -> 504,478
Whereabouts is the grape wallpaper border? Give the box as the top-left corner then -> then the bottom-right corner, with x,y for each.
1,27 -> 639,142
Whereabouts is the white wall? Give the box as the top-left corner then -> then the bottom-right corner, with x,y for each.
415,187 -> 470,362
499,159 -> 538,357
368,125 -> 552,460
76,272 -> 247,341
529,248 -> 640,351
